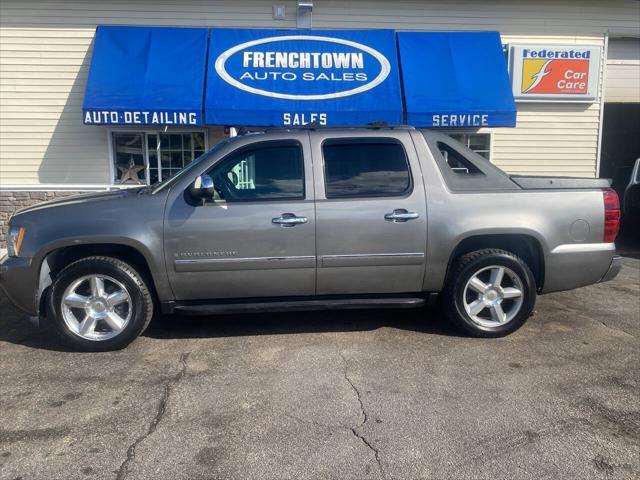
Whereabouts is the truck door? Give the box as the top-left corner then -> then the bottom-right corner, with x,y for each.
310,131 -> 428,295
163,132 -> 316,301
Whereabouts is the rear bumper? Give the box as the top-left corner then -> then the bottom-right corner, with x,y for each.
543,243 -> 616,293
598,255 -> 623,283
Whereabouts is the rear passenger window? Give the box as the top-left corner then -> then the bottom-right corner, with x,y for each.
322,139 -> 411,198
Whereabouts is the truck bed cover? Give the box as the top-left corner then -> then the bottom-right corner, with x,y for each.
510,175 -> 611,190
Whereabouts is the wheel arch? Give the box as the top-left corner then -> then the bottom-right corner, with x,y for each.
445,234 -> 546,292
37,242 -> 159,317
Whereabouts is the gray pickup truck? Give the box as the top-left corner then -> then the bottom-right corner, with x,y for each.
0,127 -> 622,351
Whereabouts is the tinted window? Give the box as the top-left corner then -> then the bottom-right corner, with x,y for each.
421,131 -> 517,192
323,140 -> 411,198
209,143 -> 304,201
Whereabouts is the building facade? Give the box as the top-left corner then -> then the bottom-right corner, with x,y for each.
1,0 -> 639,245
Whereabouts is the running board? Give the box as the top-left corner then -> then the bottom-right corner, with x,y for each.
167,296 -> 433,316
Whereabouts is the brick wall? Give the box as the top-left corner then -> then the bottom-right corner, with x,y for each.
0,191 -> 84,248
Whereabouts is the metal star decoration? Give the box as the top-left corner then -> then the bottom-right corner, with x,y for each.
118,157 -> 145,184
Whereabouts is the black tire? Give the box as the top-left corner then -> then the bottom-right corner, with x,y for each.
443,249 -> 536,337
48,256 -> 153,351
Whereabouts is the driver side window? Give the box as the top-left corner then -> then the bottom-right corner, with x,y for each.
208,142 -> 305,202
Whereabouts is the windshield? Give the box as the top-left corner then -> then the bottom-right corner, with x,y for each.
150,137 -> 233,194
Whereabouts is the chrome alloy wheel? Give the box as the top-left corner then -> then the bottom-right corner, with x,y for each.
61,274 -> 132,341
462,265 -> 524,328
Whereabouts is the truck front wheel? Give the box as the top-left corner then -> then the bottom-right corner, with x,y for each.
47,256 -> 154,351
443,249 -> 536,337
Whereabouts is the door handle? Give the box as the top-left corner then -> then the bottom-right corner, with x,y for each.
272,213 -> 308,227
384,209 -> 419,223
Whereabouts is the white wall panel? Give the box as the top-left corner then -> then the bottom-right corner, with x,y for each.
605,37 -> 640,103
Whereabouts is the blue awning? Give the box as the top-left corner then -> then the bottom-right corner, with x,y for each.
204,28 -> 403,127
82,26 -> 208,126
82,27 -> 517,129
397,32 -> 516,128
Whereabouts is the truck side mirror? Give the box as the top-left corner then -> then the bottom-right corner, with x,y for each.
189,174 -> 216,202
632,158 -> 640,185
623,158 -> 640,218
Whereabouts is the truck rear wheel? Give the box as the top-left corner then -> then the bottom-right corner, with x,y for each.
443,249 -> 536,337
48,256 -> 153,351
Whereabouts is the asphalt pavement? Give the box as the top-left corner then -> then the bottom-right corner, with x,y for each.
0,257 -> 638,480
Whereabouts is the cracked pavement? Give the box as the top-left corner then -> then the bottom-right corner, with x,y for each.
115,352 -> 190,480
0,256 -> 638,479
340,350 -> 384,478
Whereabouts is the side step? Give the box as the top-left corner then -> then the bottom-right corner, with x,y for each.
167,295 -> 435,316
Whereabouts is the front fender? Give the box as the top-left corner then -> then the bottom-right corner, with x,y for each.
6,190 -> 171,315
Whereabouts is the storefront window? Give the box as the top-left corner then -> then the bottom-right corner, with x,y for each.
154,133 -> 206,183
112,131 -> 206,186
448,133 -> 491,160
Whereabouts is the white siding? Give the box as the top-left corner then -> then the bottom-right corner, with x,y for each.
491,103 -> 601,177
1,0 -> 638,186
605,37 -> 640,103
2,0 -> 639,33
0,27 -> 107,186
491,34 -> 605,178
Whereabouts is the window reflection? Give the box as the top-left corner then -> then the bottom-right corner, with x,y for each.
323,140 -> 411,198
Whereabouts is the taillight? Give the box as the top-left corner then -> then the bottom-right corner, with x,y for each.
602,188 -> 620,243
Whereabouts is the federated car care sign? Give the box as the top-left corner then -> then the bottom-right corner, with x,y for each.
509,44 -> 601,102
204,29 -> 403,126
